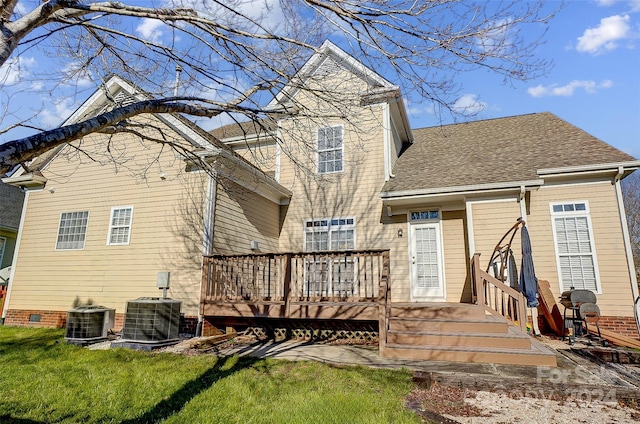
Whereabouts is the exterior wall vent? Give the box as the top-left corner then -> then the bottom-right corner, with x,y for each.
65,306 -> 115,343
121,298 -> 181,343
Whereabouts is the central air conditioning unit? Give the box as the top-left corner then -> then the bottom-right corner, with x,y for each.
65,305 -> 115,344
121,298 -> 181,343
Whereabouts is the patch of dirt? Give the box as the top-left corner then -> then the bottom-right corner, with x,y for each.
405,384 -> 490,423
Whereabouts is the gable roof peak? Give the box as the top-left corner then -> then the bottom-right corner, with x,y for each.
267,39 -> 397,110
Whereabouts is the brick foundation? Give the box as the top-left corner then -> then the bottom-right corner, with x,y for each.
596,316 -> 639,338
533,312 -> 639,339
3,309 -> 199,336
4,309 -> 68,328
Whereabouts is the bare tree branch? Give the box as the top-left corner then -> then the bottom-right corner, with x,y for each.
0,0 -> 558,177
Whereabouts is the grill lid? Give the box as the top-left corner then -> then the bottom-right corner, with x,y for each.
560,289 -> 597,308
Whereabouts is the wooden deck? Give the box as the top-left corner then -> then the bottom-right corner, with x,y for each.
201,249 -> 389,321
200,250 -> 557,366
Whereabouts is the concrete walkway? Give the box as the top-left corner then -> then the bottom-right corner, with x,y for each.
217,339 -> 640,393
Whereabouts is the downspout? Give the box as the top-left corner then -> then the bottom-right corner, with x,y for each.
519,185 -> 527,221
196,172 -> 217,336
1,189 -> 30,321
613,166 -> 640,336
382,103 -> 393,180
465,198 -> 475,259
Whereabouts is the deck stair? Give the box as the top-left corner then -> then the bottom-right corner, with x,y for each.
382,303 -> 557,366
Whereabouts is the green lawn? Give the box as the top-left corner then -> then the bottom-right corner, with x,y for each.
0,327 -> 421,423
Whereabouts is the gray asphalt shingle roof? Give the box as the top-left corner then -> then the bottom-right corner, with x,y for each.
382,112 -> 636,194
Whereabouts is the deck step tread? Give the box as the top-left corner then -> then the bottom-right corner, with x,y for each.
385,343 -> 555,356
389,316 -> 507,323
388,326 -> 529,339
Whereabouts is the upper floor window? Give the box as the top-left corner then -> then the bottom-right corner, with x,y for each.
56,211 -> 89,250
107,206 -> 134,245
317,126 -> 343,174
550,201 -> 600,293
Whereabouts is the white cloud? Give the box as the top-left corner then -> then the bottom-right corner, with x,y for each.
136,18 -> 164,42
596,0 -> 640,12
39,97 -> 77,127
61,62 -> 94,88
233,0 -> 285,32
171,0 -> 285,34
451,94 -> 486,116
527,80 -> 613,97
576,14 -> 631,54
0,56 -> 36,86
477,18 -> 513,54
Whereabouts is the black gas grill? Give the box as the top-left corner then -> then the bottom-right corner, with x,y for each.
560,289 -> 602,344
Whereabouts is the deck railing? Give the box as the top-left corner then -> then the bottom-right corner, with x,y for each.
471,253 -> 527,332
202,249 -> 389,303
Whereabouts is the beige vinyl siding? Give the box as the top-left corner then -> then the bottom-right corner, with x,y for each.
381,213 -> 410,302
470,198 -> 522,269
441,210 -> 470,303
8,116 -> 207,317
232,140 -> 279,178
271,65 -> 407,300
212,178 -> 280,255
526,181 -> 634,317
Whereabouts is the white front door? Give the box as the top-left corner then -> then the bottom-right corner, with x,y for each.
410,223 -> 445,300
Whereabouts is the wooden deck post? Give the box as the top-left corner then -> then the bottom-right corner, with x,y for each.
283,253 -> 292,319
200,256 -> 210,319
378,251 -> 390,356
471,253 -> 485,307
518,293 -> 528,333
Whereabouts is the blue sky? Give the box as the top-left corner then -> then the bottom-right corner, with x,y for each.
406,0 -> 640,159
1,0 -> 639,160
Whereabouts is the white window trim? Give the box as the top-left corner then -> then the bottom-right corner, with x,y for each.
549,201 -> 602,294
316,125 -> 344,175
55,211 -> 90,251
107,206 -> 134,246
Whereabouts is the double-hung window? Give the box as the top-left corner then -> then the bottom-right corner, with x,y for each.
304,218 -> 355,297
56,211 -> 89,250
550,202 -> 600,292
317,126 -> 343,174
107,206 -> 133,245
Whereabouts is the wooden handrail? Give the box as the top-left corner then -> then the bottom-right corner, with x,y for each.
471,253 -> 527,332
202,250 -> 389,305
378,250 -> 391,355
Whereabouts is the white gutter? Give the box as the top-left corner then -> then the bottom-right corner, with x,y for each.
380,179 -> 544,200
220,132 -> 277,146
538,161 -> 640,176
2,190 -> 29,319
613,166 -> 640,335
